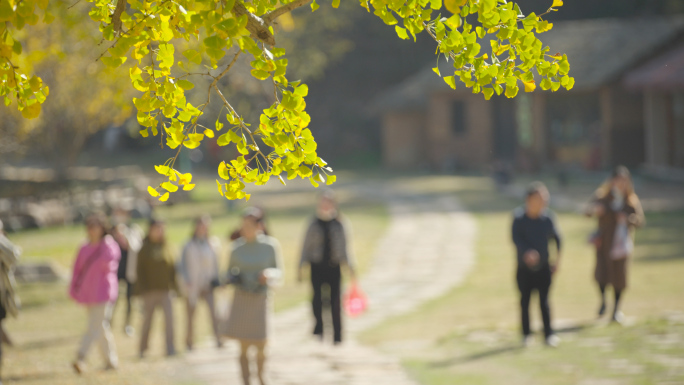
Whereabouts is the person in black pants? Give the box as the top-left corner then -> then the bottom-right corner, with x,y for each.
299,191 -> 356,344
110,215 -> 142,337
512,182 -> 562,347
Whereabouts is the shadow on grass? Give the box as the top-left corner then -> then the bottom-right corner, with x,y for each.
555,322 -> 594,334
428,322 -> 594,368
428,344 -> 524,368
18,335 -> 79,351
4,372 -> 60,382
635,254 -> 684,263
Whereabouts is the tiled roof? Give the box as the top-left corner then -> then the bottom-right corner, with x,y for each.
624,41 -> 684,90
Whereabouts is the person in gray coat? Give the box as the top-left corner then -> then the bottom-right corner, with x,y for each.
298,191 -> 356,344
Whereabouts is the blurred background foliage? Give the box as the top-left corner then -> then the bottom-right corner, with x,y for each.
1,0 -> 682,170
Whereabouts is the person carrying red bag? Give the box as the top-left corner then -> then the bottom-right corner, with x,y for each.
298,190 -> 356,345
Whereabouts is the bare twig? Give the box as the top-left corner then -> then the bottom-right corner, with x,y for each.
166,51 -> 242,170
67,0 -> 82,9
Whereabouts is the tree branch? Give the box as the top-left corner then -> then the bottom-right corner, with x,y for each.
233,2 -> 276,46
263,0 -> 312,24
111,0 -> 127,36
233,0 -> 313,46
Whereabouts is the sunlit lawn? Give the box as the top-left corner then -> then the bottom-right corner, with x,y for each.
360,175 -> 684,385
3,174 -> 389,384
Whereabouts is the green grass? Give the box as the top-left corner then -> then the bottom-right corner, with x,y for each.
360,175 -> 684,385
3,175 -> 389,384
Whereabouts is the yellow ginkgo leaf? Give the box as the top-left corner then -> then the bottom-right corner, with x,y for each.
523,80 -> 536,93
443,0 -> 462,14
147,186 -> 160,197
159,192 -> 170,202
161,181 -> 179,192
551,0 -> 563,7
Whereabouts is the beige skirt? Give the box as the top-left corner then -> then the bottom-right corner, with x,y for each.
222,289 -> 270,341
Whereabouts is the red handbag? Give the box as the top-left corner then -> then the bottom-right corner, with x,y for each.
343,283 -> 367,317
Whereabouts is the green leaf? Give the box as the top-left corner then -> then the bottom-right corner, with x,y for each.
157,43 -> 175,69
101,56 -> 127,68
332,0 -> 340,8
251,69 -> 270,80
12,40 -> 22,55
395,26 -> 409,40
183,49 -> 202,65
21,101 -> 41,119
177,79 -> 195,90
443,76 -> 456,89
483,87 -> 494,100
204,36 -> 226,50
0,0 -> 14,21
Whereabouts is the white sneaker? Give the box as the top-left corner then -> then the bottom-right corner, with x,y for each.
522,335 -> 534,348
545,335 -> 560,348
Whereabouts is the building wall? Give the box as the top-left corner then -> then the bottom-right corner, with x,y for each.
610,88 -> 645,167
381,111 -> 426,168
425,93 -> 493,169
673,93 -> 684,168
644,92 -> 671,167
644,91 -> 684,169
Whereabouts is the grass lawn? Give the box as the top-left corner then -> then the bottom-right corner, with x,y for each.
360,175 -> 684,385
3,175 -> 389,384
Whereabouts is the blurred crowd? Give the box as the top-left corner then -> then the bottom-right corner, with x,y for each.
0,191 -> 356,385
0,165 -> 647,385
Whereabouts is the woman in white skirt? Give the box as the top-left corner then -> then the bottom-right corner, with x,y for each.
224,208 -> 282,385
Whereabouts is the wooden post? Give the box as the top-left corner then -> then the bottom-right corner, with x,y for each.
532,92 -> 547,165
600,87 -> 614,168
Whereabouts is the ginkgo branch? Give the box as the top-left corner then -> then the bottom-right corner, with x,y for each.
263,0 -> 312,24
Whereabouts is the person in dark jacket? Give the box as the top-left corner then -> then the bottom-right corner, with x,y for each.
298,191 -> 356,344
512,182 -> 562,347
136,219 -> 177,357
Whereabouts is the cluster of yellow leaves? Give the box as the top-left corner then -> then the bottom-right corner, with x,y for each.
0,0 -> 51,118
377,0 -> 574,99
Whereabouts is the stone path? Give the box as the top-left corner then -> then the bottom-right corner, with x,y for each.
184,193 -> 477,385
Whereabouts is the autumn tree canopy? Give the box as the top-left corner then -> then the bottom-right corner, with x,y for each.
0,0 -> 573,200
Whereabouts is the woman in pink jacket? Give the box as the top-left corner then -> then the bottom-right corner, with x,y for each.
69,213 -> 121,374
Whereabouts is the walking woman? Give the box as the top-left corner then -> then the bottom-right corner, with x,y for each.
0,220 -> 21,384
224,208 -> 283,385
298,190 -> 356,344
586,166 -> 645,323
178,215 -> 222,350
69,213 -> 120,373
136,219 -> 177,357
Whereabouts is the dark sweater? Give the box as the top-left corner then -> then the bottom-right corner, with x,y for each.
512,207 -> 562,270
135,239 -> 178,294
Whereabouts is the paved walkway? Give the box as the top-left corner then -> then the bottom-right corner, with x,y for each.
184,193 -> 477,385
